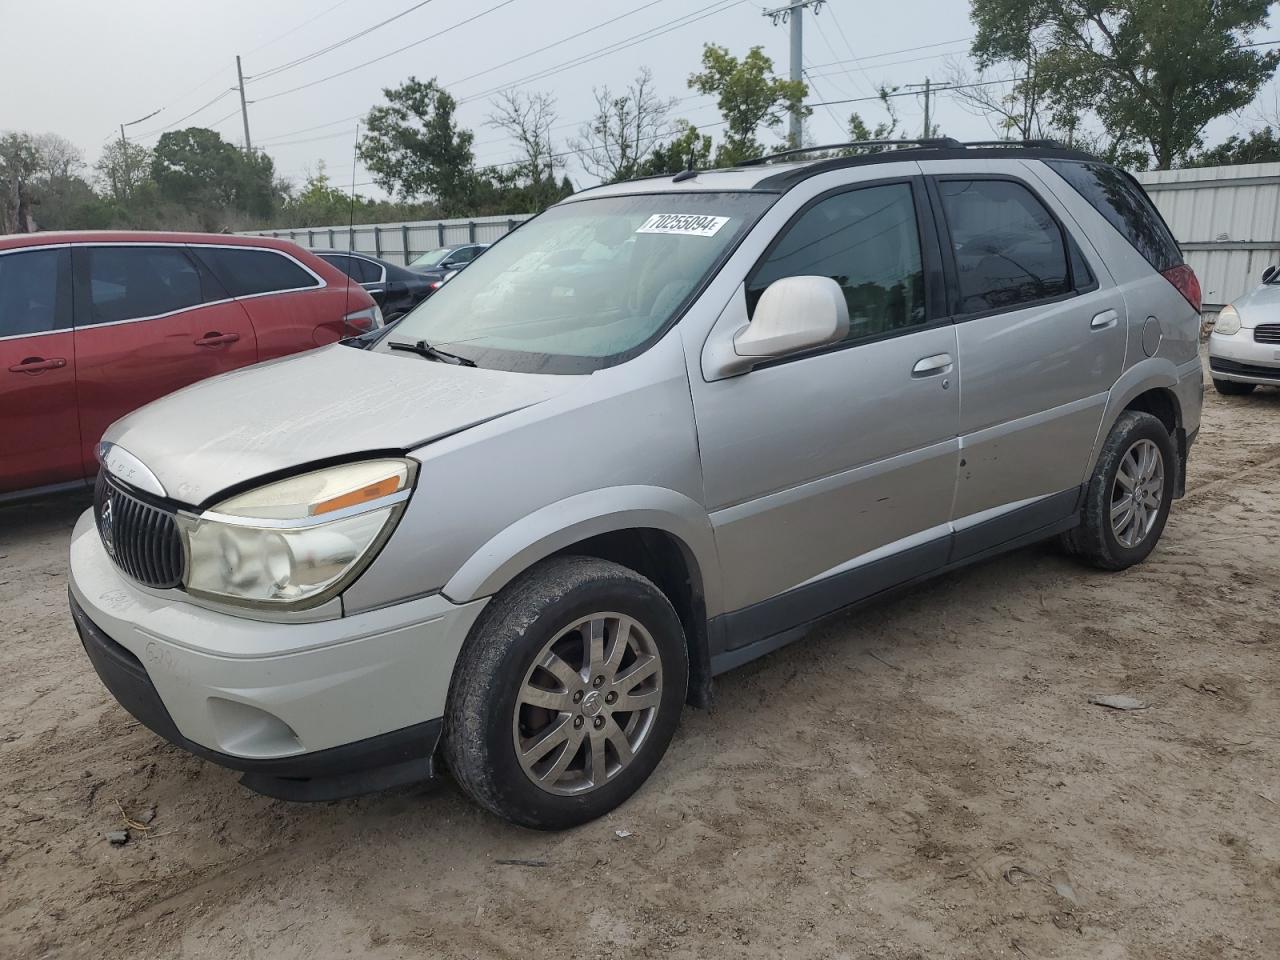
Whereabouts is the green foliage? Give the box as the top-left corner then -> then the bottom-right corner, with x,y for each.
358,77 -> 477,216
0,132 -> 42,232
151,127 -> 280,227
1186,126 -> 1280,166
689,45 -> 808,166
971,0 -> 1280,169
637,122 -> 715,176
96,138 -> 152,203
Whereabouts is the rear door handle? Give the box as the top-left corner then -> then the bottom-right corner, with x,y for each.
194,332 -> 240,347
1091,309 -> 1119,330
8,357 -> 66,373
912,353 -> 953,377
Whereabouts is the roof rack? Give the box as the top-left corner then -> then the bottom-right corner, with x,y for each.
960,138 -> 1069,149
742,138 -> 964,165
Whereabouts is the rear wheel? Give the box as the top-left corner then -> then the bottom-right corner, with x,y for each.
1061,411 -> 1176,571
1213,378 -> 1256,396
444,556 -> 687,830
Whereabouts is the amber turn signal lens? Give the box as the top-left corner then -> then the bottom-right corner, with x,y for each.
311,475 -> 403,516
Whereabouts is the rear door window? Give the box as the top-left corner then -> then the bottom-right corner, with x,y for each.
81,246 -> 206,326
937,179 -> 1070,314
1043,159 -> 1182,272
191,246 -> 320,297
0,247 -> 71,337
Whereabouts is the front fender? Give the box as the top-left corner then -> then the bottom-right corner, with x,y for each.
442,485 -> 723,614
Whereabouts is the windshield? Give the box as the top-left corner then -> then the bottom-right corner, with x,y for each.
411,248 -> 452,268
381,192 -> 771,373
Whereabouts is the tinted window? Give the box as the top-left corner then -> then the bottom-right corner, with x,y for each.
1044,160 -> 1182,272
448,246 -> 478,264
0,248 -> 70,337
319,254 -> 356,278
939,179 -> 1070,314
192,247 -> 319,297
350,257 -> 382,282
83,246 -> 206,326
747,182 -> 926,342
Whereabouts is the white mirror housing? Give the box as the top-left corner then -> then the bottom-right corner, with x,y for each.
733,275 -> 850,359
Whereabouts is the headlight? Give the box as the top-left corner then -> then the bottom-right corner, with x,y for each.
1215,305 -> 1242,336
178,459 -> 414,609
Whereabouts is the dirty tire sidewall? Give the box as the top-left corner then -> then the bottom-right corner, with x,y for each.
1067,410 -> 1176,571
444,556 -> 688,831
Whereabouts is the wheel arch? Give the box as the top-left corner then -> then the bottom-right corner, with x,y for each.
442,487 -> 721,708
1089,358 -> 1188,495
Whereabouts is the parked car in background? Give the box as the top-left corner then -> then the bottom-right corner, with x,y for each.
314,251 -> 437,321
0,232 -> 379,501
69,141 -> 1202,829
406,243 -> 488,283
1207,265 -> 1280,394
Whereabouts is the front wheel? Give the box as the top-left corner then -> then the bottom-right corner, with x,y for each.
443,556 -> 688,830
1213,378 -> 1256,396
1061,411 -> 1176,571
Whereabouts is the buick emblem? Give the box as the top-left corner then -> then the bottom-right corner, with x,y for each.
100,498 -> 116,558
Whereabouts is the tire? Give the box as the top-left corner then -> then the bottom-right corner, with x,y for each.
1213,378 -> 1256,396
1061,410 -> 1177,571
443,556 -> 688,830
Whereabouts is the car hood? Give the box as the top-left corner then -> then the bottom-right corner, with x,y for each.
103,344 -> 574,506
1234,283 -> 1280,326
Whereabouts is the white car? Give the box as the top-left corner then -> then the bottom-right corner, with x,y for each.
1208,267 -> 1280,394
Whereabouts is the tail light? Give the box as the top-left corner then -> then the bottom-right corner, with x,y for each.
342,304 -> 383,333
1162,264 -> 1201,313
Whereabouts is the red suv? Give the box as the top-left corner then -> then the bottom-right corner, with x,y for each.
0,232 -> 379,501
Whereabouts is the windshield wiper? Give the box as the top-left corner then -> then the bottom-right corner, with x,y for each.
389,339 -> 477,367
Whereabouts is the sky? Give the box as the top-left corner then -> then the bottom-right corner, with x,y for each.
2,0 -> 1278,198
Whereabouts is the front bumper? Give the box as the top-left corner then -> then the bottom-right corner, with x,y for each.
68,509 -> 488,801
1208,331 -> 1280,384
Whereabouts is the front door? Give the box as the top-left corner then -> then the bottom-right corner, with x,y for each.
72,244 -> 258,474
0,245 -> 81,496
922,171 -> 1126,555
690,179 -> 960,648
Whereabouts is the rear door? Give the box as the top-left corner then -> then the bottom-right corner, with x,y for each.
72,244 -> 258,474
921,165 -> 1126,557
190,245 -> 345,357
0,244 -> 80,495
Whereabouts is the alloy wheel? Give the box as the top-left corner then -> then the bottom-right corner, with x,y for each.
513,612 -> 663,796
1111,438 -> 1165,548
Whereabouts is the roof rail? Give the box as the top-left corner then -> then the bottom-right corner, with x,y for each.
742,138 -> 964,165
960,138 -> 1069,149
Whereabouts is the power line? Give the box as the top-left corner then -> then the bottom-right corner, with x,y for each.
248,0 -> 439,82
806,76 -> 1027,109
250,0 -> 522,104
807,36 -> 973,72
134,88 -> 236,140
821,2 -> 879,96
244,0 -> 361,57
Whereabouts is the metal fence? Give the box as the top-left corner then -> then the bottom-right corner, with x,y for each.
241,214 -> 532,266
1135,162 -> 1280,316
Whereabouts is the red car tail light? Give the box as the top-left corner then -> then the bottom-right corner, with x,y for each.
1162,264 -> 1201,313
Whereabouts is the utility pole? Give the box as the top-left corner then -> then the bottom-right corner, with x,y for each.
906,77 -> 933,138
763,0 -> 825,147
236,55 -> 253,153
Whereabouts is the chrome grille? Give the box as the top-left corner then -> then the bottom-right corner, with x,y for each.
93,472 -> 186,589
1255,323 -> 1280,344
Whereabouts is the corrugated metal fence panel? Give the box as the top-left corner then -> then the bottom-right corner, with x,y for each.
1135,164 -> 1280,309
240,214 -> 532,266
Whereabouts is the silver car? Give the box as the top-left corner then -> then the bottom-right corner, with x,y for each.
1207,265 -> 1280,394
69,141 -> 1203,829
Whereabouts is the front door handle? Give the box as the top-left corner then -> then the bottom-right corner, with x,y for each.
194,332 -> 240,347
1091,309 -> 1120,330
8,356 -> 66,373
912,353 -> 953,377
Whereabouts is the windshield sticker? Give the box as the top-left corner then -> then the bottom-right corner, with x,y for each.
636,214 -> 730,237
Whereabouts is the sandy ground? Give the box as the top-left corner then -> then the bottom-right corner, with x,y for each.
3,370 -> 1280,960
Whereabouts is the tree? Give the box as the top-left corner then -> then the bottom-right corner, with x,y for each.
571,68 -> 677,183
0,132 -> 41,232
845,86 -> 906,152
487,89 -> 564,211
1187,126 -> 1280,166
97,138 -> 152,202
636,122 -> 714,177
970,0 -> 1280,169
359,77 -> 476,215
689,44 -> 808,166
151,127 -> 280,227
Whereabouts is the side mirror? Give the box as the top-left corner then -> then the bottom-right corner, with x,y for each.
732,276 -> 849,360
1264,265 -> 1277,284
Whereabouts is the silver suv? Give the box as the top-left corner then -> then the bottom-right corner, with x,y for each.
69,141 -> 1203,829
